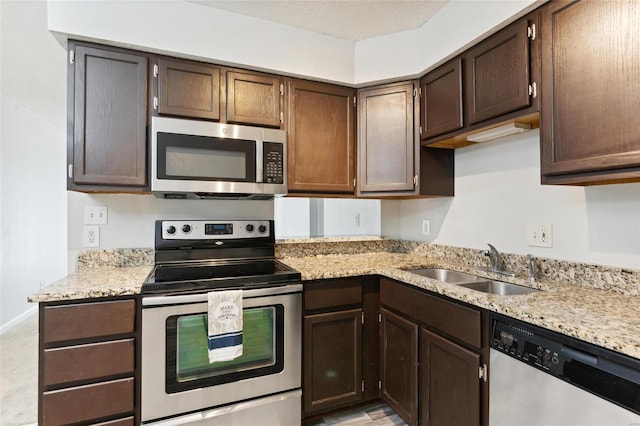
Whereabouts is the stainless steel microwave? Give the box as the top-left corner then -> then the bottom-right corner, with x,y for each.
151,117 -> 287,199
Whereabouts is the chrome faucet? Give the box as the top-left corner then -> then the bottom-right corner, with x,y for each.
527,254 -> 536,283
485,243 -> 504,271
478,243 -> 516,277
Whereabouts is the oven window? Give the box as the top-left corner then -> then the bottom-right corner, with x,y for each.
157,132 -> 256,182
165,304 -> 284,393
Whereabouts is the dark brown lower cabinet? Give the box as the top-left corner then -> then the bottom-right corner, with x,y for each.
302,277 -> 380,418
380,308 -> 419,426
39,297 -> 138,425
420,328 -> 480,426
380,278 -> 487,426
304,309 -> 363,414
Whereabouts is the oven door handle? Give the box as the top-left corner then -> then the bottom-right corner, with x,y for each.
142,283 -> 302,307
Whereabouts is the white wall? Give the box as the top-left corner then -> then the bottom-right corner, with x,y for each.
47,0 -> 355,84
47,0 -> 539,86
382,130 -> 640,269
355,0 -> 538,83
274,198 -> 381,239
322,199 -> 381,237
1,0 -> 68,328
274,198 -> 311,239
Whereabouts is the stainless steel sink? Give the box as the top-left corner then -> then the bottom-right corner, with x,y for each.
405,268 -> 484,284
457,280 -> 540,296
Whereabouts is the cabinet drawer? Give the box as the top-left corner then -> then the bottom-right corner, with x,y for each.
380,278 -> 481,348
42,377 -> 134,425
304,278 -> 362,312
43,299 -> 136,344
43,339 -> 135,387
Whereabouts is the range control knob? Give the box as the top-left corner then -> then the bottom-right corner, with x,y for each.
246,224 -> 254,232
258,225 -> 267,233
166,225 -> 176,235
182,224 -> 192,233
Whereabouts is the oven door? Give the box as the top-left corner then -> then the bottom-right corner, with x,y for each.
141,284 -> 302,423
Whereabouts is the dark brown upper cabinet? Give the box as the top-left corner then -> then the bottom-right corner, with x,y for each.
358,82 -> 416,194
358,81 -> 454,197
226,70 -> 283,128
540,0 -> 640,185
420,57 -> 464,140
154,58 -> 221,121
465,18 -> 533,125
287,79 -> 356,194
68,42 -> 148,190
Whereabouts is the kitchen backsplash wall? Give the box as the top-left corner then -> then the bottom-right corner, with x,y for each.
67,192 -> 274,272
382,130 -> 640,270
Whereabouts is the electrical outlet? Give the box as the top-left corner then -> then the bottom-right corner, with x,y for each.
84,206 -> 108,225
422,219 -> 431,236
527,223 -> 553,248
354,213 -> 361,227
83,226 -> 100,247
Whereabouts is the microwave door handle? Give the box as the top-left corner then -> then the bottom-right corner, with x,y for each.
256,139 -> 263,183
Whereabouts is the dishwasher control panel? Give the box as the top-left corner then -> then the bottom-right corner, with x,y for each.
491,318 -> 564,375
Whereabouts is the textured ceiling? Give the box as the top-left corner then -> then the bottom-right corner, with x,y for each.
190,1 -> 449,41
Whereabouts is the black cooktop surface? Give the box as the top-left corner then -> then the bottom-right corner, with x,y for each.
142,259 -> 301,294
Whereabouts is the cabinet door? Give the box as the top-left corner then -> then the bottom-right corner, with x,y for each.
156,58 -> 221,120
421,58 -> 464,140
540,0 -> 640,184
420,328 -> 481,426
226,71 -> 283,127
380,308 -> 418,426
71,45 -> 147,187
287,79 -> 356,193
303,309 -> 362,415
465,19 -> 532,124
358,83 -> 416,194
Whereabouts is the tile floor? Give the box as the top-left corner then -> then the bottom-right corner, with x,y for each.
0,312 -> 38,426
0,312 -> 405,426
305,402 -> 408,426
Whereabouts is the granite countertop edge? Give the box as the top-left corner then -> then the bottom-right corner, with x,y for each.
28,253 -> 640,360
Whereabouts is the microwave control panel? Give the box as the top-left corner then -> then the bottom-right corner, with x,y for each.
263,142 -> 284,184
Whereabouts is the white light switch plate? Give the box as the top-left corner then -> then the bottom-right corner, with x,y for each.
422,219 -> 431,236
84,205 -> 108,225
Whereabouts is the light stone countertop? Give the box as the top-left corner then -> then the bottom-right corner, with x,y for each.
281,252 -> 640,360
27,266 -> 152,302
28,250 -> 640,360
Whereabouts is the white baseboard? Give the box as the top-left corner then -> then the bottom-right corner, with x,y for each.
0,306 -> 38,335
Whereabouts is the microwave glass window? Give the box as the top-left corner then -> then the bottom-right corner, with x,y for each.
176,307 -> 276,382
157,133 -> 256,182
166,146 -> 247,180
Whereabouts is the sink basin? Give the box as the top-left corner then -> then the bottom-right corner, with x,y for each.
406,268 -> 484,284
457,280 -> 540,296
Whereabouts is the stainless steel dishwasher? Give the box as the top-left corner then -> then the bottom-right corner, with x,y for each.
489,314 -> 640,426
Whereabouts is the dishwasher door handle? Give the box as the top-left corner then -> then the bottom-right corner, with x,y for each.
561,345 -> 597,366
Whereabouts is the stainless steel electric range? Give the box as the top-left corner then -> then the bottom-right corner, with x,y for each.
140,219 -> 302,425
